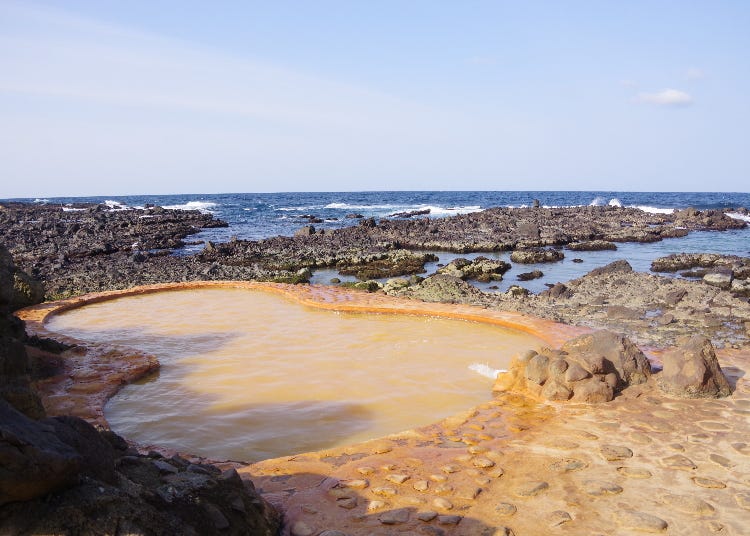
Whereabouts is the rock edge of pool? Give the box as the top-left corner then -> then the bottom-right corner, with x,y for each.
14,281 -> 750,536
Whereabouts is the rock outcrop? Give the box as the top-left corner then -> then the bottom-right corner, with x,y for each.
658,336 -> 733,398
510,248 -> 565,264
0,245 -> 280,534
436,257 -> 510,282
495,330 -> 652,403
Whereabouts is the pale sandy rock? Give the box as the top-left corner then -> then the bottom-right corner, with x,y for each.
659,336 -> 732,398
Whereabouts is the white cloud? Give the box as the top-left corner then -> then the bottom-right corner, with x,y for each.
635,88 -> 693,107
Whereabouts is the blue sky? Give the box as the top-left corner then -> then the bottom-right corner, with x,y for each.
1,1 -> 748,197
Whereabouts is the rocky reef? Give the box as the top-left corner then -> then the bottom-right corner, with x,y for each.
2,200 -> 750,535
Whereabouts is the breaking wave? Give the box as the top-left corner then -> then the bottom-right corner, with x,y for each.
161,201 -> 218,213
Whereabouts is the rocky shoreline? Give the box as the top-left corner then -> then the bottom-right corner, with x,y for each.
2,199 -> 750,535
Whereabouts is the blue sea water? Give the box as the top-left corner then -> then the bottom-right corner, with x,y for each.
9,191 -> 750,293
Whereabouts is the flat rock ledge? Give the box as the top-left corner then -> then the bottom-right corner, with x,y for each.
10,282 -> 750,536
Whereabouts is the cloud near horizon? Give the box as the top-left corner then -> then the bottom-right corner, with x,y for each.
635,88 -> 693,107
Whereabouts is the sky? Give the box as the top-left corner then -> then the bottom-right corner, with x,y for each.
1,1 -> 748,197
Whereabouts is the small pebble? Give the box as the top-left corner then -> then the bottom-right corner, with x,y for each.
433,497 -> 454,510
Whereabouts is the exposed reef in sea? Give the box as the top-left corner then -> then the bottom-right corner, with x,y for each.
1,201 -> 746,301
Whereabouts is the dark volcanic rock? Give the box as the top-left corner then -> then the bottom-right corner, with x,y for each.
586,260 -> 633,277
517,270 -> 543,281
0,399 -> 82,505
658,336 -> 732,398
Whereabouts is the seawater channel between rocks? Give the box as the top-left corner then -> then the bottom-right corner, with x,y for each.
45,287 -> 544,462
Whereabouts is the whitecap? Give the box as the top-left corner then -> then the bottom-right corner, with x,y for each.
104,200 -> 131,210
726,212 -> 750,222
608,198 -> 623,207
161,201 -> 218,213
33,198 -> 50,204
324,202 -> 406,211
589,196 -> 606,206
61,207 -> 85,212
630,205 -> 675,214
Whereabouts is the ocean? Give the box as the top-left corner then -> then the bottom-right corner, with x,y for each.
10,191 -> 750,293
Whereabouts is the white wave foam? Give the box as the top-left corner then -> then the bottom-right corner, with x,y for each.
727,212 -> 750,222
630,205 -> 675,214
426,205 -> 483,215
33,198 -> 49,204
608,198 -> 622,207
468,363 -> 505,379
323,202 -> 483,216
589,196 -> 606,206
61,206 -> 85,212
278,206 -> 316,211
325,202 -> 405,211
104,200 -> 131,210
162,201 -> 218,213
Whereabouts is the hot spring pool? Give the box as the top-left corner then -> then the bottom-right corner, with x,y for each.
46,287 -> 544,461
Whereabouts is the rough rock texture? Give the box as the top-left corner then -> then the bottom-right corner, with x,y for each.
0,399 -> 83,505
651,253 -> 750,296
658,336 -> 733,398
494,330 -> 652,402
567,240 -> 617,251
561,330 -> 652,388
336,250 -> 437,280
436,256 -> 511,282
0,248 -> 45,419
0,245 -> 280,535
385,274 -> 489,304
510,247 -> 564,264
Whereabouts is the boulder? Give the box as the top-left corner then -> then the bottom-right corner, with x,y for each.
495,330 -> 651,403
586,260 -> 633,277
517,270 -> 543,281
703,267 -> 733,290
294,225 -> 316,237
561,330 -> 651,388
658,336 -> 732,398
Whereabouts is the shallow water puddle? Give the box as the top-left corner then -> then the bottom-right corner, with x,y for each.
47,288 -> 543,461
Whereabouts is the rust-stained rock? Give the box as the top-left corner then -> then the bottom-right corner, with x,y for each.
496,330 -> 650,403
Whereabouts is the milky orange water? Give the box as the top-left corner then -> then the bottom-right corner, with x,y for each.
47,288 -> 543,462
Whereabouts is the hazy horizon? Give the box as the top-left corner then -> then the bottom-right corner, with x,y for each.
2,1 -> 748,198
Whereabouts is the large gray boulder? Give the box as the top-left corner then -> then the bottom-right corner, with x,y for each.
658,336 -> 732,398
